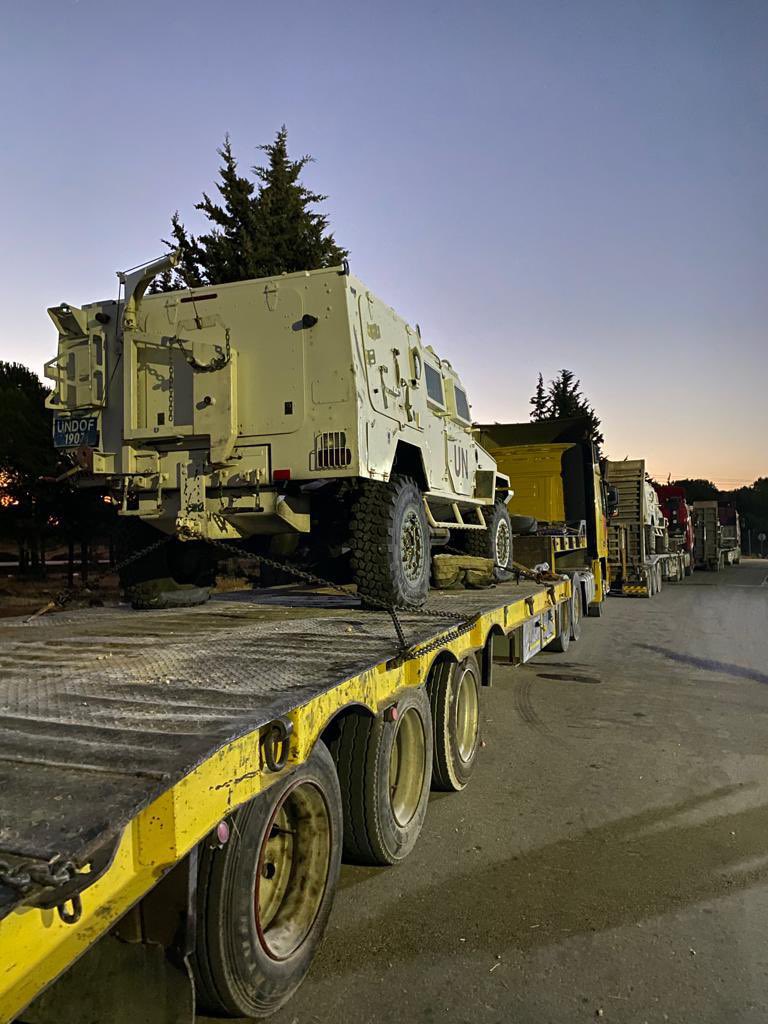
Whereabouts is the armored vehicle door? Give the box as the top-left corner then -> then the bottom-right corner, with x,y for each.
124,295 -> 239,466
358,291 -> 411,426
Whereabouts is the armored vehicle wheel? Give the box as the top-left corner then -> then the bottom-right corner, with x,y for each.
428,654 -> 481,792
328,686 -> 433,865
461,500 -> 513,580
350,476 -> 430,609
192,741 -> 342,1018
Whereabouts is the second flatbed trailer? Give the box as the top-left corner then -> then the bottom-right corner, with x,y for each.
0,576 -> 572,1024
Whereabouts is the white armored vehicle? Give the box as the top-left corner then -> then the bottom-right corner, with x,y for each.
46,256 -> 512,608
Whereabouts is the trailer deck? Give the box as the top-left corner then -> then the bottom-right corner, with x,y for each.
0,577 -> 570,1023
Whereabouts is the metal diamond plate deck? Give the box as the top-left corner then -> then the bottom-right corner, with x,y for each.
0,581 -> 546,880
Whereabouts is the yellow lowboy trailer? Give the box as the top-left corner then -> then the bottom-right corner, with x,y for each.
0,578 -> 570,1024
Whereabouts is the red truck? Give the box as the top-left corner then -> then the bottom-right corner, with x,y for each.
654,483 -> 695,576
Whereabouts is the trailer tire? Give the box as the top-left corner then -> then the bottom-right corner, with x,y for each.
328,686 -> 433,865
569,588 -> 582,641
192,741 -> 342,1019
350,476 -> 430,609
428,654 -> 481,792
546,604 -> 571,653
461,500 -> 513,580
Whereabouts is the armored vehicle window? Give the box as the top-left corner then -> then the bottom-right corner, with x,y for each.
454,385 -> 470,422
425,363 -> 444,406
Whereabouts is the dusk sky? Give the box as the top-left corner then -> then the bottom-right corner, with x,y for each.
1,0 -> 765,488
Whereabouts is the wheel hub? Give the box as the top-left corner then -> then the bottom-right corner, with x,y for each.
388,707 -> 426,826
255,781 -> 331,961
454,664 -> 480,763
494,518 -> 511,568
400,508 -> 426,583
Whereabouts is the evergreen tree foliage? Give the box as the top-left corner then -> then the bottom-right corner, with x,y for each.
529,372 -> 550,421
670,478 -> 720,502
528,368 -> 604,448
0,362 -> 56,493
153,128 -> 348,291
0,361 -> 117,575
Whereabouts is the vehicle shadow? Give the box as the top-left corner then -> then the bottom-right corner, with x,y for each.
331,783 -> 768,970
634,642 -> 768,686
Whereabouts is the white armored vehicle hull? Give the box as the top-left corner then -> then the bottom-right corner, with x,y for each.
47,258 -> 511,608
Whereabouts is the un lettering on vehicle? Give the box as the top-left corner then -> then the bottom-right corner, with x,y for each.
453,445 -> 469,479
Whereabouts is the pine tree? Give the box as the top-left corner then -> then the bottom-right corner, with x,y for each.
529,368 -> 604,448
152,128 -> 347,291
529,372 -> 550,421
252,126 -> 347,275
548,368 -> 582,419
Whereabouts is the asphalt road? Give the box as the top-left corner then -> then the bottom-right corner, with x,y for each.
266,558 -> 768,1024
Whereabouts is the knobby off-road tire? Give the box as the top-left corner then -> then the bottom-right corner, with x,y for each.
350,476 -> 430,609
428,654 -> 482,792
462,499 -> 513,581
192,741 -> 342,1018
328,686 -> 433,865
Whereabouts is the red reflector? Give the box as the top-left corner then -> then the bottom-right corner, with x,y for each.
273,469 -> 291,481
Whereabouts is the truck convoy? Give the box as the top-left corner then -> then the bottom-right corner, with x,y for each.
475,417 -> 616,626
604,459 -> 689,597
44,255 -> 512,611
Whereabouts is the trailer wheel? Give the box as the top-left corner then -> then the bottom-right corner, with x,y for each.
192,741 -> 342,1018
428,654 -> 481,792
684,561 -> 693,577
569,587 -> 582,641
546,604 -> 571,653
350,476 -> 430,609
461,500 -> 513,580
328,686 -> 433,865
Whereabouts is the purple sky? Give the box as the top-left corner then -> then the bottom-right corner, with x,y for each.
1,0 -> 766,488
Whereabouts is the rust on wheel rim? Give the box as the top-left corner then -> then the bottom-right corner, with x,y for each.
254,780 -> 332,961
389,707 -> 427,826
454,663 -> 480,763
